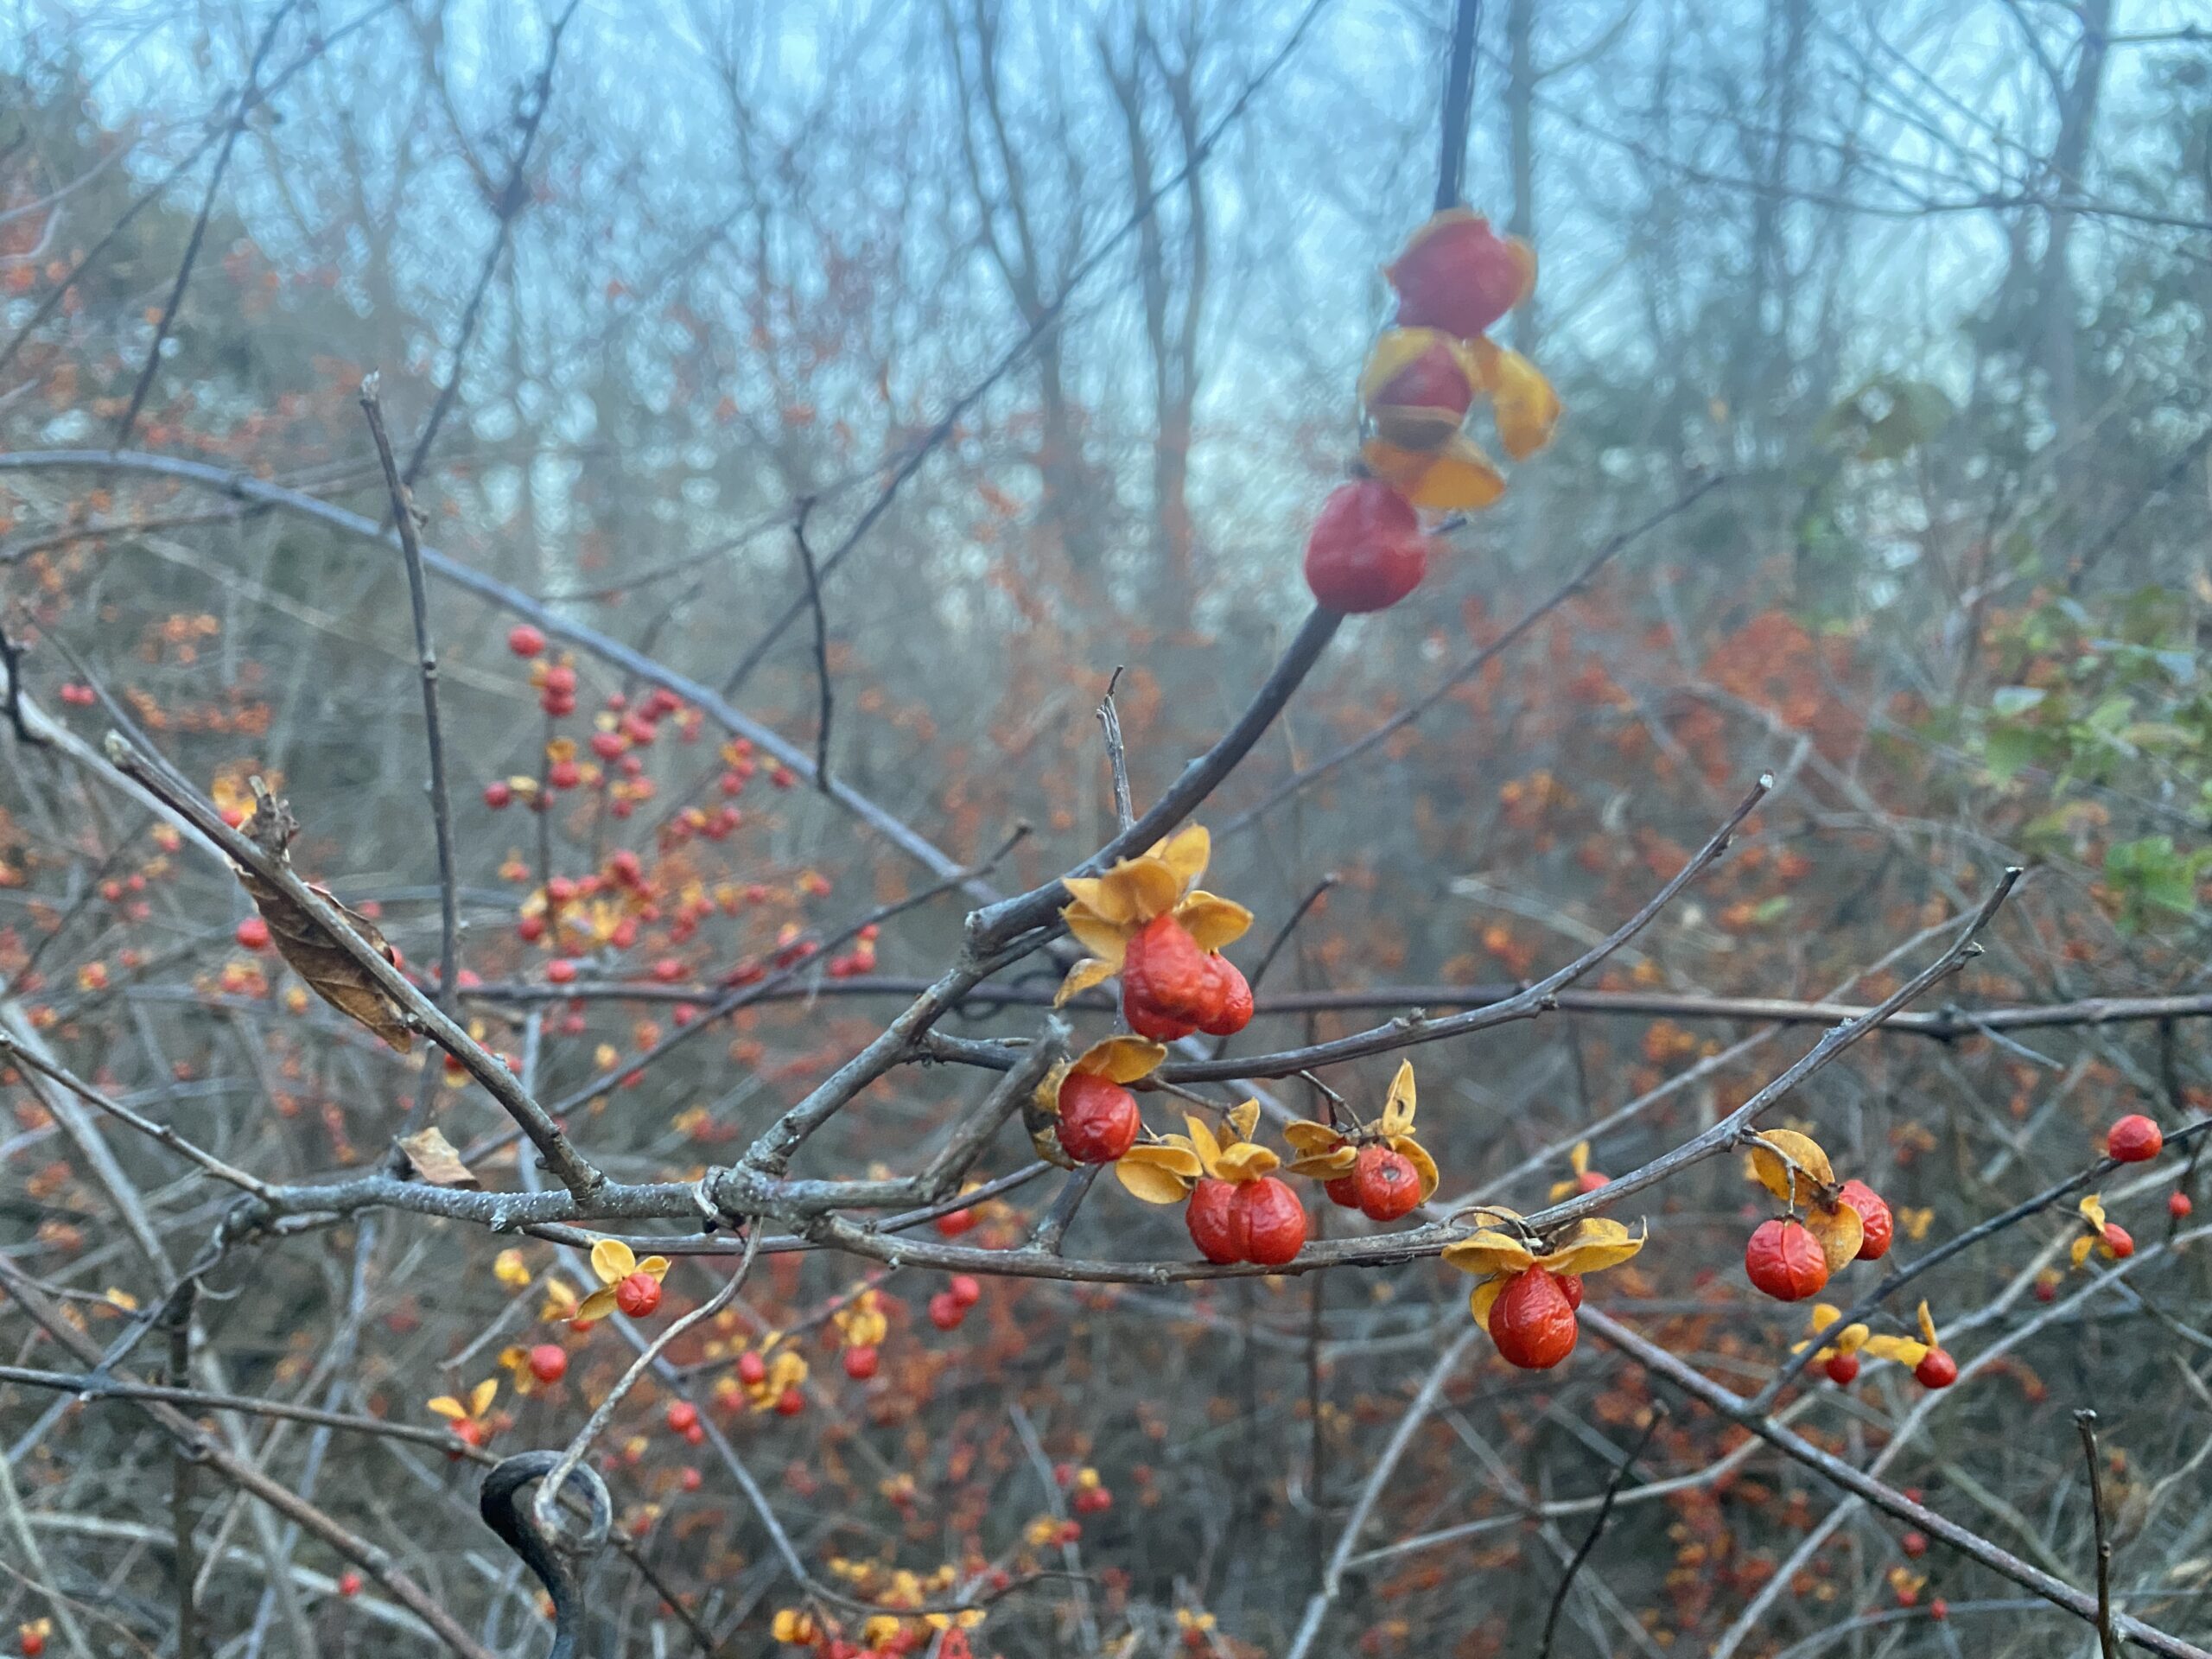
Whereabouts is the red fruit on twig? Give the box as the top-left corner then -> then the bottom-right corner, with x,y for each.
1195,956 -> 1253,1036
1489,1268 -> 1579,1370
1324,1173 -> 1363,1209
1914,1348 -> 1958,1389
1351,1143 -> 1422,1221
526,1344 -> 568,1384
1055,1071 -> 1141,1165
1185,1178 -> 1243,1264
2107,1114 -> 2164,1162
1232,1176 -> 1307,1266
1385,211 -> 1535,340
1122,914 -> 1214,1025
1744,1218 -> 1830,1302
1824,1351 -> 1860,1385
1836,1179 -> 1893,1260
613,1273 -> 662,1319
1304,479 -> 1428,613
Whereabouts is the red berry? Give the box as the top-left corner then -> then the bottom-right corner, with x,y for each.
1232,1176 -> 1307,1266
1366,334 -> 1477,423
2035,1277 -> 2058,1303
1185,1177 -> 1243,1263
2102,1223 -> 2135,1260
1324,1173 -> 1363,1209
1056,1071 -> 1141,1165
736,1351 -> 767,1386
1123,997 -> 1197,1042
526,1344 -> 568,1384
1745,1218 -> 1831,1302
591,729 -> 626,760
549,759 -> 582,790
1824,1351 -> 1861,1385
338,1570 -> 363,1598
936,1206 -> 977,1237
928,1292 -> 963,1330
546,958 -> 577,984
1303,479 -> 1428,613
1555,1273 -> 1584,1310
508,624 -> 546,658
1488,1268 -> 1579,1370
2107,1114 -> 2164,1161
1929,1598 -> 1948,1622
2171,1190 -> 2193,1220
543,664 -> 577,696
681,1465 -> 703,1491
1836,1179 -> 1893,1261
1195,956 -> 1253,1037
665,1401 -> 698,1433
775,1387 -> 804,1415
1384,211 -> 1534,340
22,1633 -> 42,1657
1576,1169 -> 1610,1193
1351,1143 -> 1422,1221
842,1344 -> 880,1381
1901,1529 -> 1928,1559
1914,1348 -> 1959,1389
483,779 -> 513,809
652,957 -> 684,982
235,916 -> 270,950
1122,915 -> 1214,1025
949,1274 -> 982,1307
613,1272 -> 662,1319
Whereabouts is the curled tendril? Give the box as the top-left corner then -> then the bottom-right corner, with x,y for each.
479,1450 -> 613,1659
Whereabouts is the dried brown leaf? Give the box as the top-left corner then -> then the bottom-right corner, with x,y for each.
397,1127 -> 479,1189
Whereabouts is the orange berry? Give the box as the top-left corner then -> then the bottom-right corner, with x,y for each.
613,1272 -> 662,1319
1489,1268 -> 1579,1370
1122,915 -> 1214,1025
1303,479 -> 1428,613
1837,1179 -> 1893,1260
1232,1176 -> 1307,1266
1185,1177 -> 1243,1263
1194,956 -> 1253,1037
2107,1114 -> 2164,1161
1351,1143 -> 1422,1221
1056,1071 -> 1141,1165
1745,1218 -> 1830,1302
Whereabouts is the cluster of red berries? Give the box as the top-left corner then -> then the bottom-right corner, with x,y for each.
1185,1175 -> 1306,1267
927,1274 -> 982,1331
1119,913 -> 1251,1041
664,1399 -> 706,1444
57,682 -> 97,706
734,1350 -> 807,1415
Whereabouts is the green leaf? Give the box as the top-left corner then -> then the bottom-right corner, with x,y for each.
1990,686 -> 2048,719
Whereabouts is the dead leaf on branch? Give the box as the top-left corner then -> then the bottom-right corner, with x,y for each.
397,1127 -> 479,1189
237,779 -> 414,1053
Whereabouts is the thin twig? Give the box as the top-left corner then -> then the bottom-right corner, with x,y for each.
398,0 -> 582,489
1434,0 -> 1483,209
2076,1409 -> 2123,1659
793,500 -> 835,794
1537,1404 -> 1665,1659
359,376 -> 460,1021
114,3 -> 300,448
1096,666 -> 1134,831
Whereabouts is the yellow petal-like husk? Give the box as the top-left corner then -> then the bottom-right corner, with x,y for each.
1054,957 -> 1120,1007
1076,1036 -> 1167,1084
1746,1129 -> 1834,1206
1060,876 -> 1129,927
1116,1153 -> 1198,1205
639,1255 -> 670,1281
2078,1194 -> 2107,1231
2071,1234 -> 2095,1268
574,1287 -> 618,1323
1569,1140 -> 1590,1178
1378,1061 -> 1418,1138
1283,1121 -> 1348,1155
1214,1142 -> 1281,1182
1361,434 -> 1508,512
1916,1300 -> 1940,1348
1175,893 -> 1254,952
591,1237 -> 638,1285
1804,1200 -> 1865,1274
1481,343 -> 1561,461
1393,1135 -> 1440,1201
1063,907 -> 1134,965
1860,1334 -> 1929,1367
1184,1114 -> 1224,1177
1227,1100 -> 1261,1141
470,1377 -> 499,1417
1150,825 -> 1211,890
1441,1230 -> 1538,1278
1288,1146 -> 1360,1179
1468,1274 -> 1508,1326
426,1396 -> 467,1421
1538,1217 -> 1645,1278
